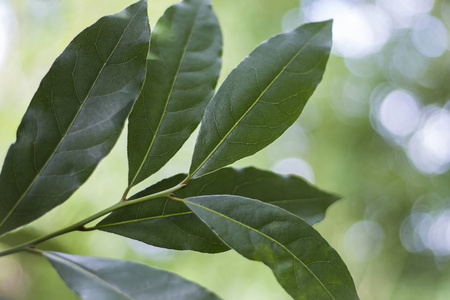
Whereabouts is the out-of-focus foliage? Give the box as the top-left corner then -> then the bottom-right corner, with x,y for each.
1,0 -> 450,299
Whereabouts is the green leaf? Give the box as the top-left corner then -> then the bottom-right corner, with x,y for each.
185,195 -> 359,300
127,0 -> 222,187
0,0 -> 150,235
180,167 -> 338,224
189,21 -> 332,178
96,167 -> 337,253
44,251 -> 221,300
97,174 -> 228,253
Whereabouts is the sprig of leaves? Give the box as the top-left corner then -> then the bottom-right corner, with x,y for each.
96,167 -> 339,253
0,0 -> 359,299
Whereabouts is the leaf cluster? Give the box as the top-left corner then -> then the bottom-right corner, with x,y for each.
0,0 -> 359,299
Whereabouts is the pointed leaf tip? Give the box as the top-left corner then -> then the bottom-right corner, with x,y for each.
0,0 -> 150,235
185,195 -> 359,300
127,0 -> 222,187
189,20 -> 333,178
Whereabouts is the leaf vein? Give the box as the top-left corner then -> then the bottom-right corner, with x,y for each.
0,2 -> 144,228
128,3 -> 203,187
46,252 -> 134,300
190,28 -> 325,177
185,199 -> 336,300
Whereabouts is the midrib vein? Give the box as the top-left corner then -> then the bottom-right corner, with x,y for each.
190,28 -> 324,177
47,252 -> 134,300
97,211 -> 192,228
129,3 -> 202,187
0,3 -> 143,228
97,197 -> 326,228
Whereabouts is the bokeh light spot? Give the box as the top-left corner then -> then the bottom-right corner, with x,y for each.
400,212 -> 432,253
408,106 -> 450,174
411,15 -> 448,58
344,221 -> 385,261
401,209 -> 450,256
271,158 -> 314,183
302,0 -> 392,57
379,89 -> 421,137
391,41 -> 430,81
377,0 -> 435,27
425,210 -> 450,256
0,1 -> 17,69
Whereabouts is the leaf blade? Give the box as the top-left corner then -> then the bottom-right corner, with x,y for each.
0,0 -> 150,235
185,195 -> 359,300
127,0 -> 222,187
189,21 -> 332,178
44,251 -> 221,300
97,167 -> 338,252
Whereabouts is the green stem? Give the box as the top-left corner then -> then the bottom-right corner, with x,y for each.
0,183 -> 185,257
121,186 -> 132,201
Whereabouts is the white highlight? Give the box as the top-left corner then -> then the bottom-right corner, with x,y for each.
377,0 -> 435,27
0,1 -> 17,68
302,0 -> 392,57
408,106 -> 450,174
379,90 -> 422,137
272,158 -> 315,183
344,221 -> 385,261
401,210 -> 450,256
411,15 -> 448,58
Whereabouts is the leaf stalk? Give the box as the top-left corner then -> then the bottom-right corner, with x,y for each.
0,183 -> 186,257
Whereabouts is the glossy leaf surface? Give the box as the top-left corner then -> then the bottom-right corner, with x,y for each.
97,167 -> 338,252
44,251 -> 221,300
0,0 -> 150,235
185,195 -> 359,300
189,21 -> 332,178
127,0 -> 222,187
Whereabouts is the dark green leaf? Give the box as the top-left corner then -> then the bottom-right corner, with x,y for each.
97,174 -> 227,253
189,21 -> 332,178
97,167 -> 338,252
0,0 -> 150,235
179,167 -> 338,224
185,195 -> 359,300
127,0 -> 222,187
44,251 -> 221,300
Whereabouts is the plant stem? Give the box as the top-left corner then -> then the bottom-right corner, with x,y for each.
0,183 -> 185,257
0,202 -> 123,257
121,185 -> 132,201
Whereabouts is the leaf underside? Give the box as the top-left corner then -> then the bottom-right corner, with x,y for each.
185,195 -> 359,300
45,251 -> 221,300
127,0 -> 222,187
189,20 -> 332,178
97,167 -> 338,253
0,0 -> 150,235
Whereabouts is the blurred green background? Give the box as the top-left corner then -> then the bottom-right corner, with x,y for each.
1,0 -> 450,299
